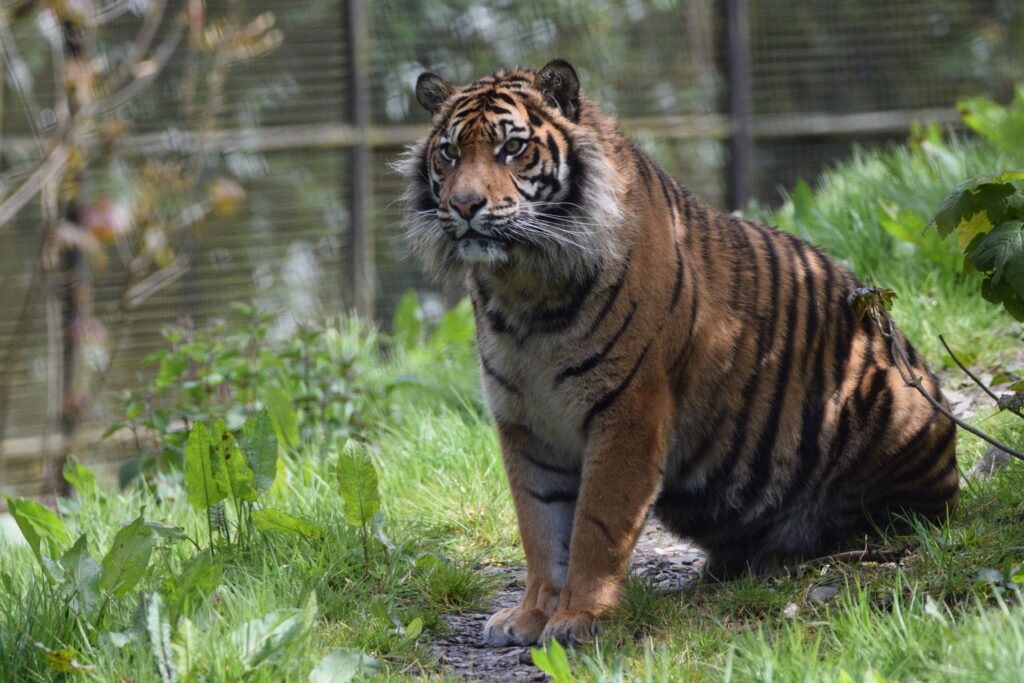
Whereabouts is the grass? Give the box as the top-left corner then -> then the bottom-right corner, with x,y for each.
2,130 -> 1024,682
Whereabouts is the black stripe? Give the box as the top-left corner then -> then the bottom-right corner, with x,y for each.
778,247 -> 831,500
546,133 -> 561,169
522,452 -> 579,476
582,254 -> 632,339
582,341 -> 652,431
735,238 -> 802,506
654,165 -> 675,214
669,271 -> 700,373
885,424 -> 955,490
813,383 -> 895,506
854,366 -> 887,420
584,513 -> 616,546
669,241 -> 684,312
481,354 -> 520,394
556,302 -> 637,384
492,91 -> 518,107
526,487 -> 578,505
528,272 -> 597,332
633,147 -> 652,184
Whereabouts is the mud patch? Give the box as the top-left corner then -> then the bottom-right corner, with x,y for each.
428,522 -> 703,680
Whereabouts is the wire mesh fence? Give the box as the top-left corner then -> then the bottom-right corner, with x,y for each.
1,0 -> 1022,496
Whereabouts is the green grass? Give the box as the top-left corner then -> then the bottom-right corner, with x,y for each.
3,131 -> 1024,682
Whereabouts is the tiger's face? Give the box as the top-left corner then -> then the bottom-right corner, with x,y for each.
399,61 -> 625,285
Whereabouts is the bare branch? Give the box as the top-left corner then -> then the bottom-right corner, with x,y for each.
100,0 -> 168,91
89,14 -> 186,116
0,17 -> 45,153
939,334 -> 1003,405
0,143 -> 70,228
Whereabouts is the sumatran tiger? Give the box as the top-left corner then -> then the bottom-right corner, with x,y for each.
398,60 -> 958,645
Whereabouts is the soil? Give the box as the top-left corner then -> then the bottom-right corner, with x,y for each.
427,370 -> 996,680
428,522 -> 703,681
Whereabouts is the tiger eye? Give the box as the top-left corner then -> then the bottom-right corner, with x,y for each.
503,139 -> 524,155
441,142 -> 459,159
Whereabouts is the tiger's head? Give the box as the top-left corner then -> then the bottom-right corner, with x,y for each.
398,60 -> 627,287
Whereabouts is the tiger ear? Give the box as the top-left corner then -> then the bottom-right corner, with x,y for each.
415,72 -> 456,114
535,59 -> 580,120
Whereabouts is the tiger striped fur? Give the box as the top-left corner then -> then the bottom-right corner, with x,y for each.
398,60 -> 958,646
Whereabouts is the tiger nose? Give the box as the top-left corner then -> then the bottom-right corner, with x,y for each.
449,194 -> 486,220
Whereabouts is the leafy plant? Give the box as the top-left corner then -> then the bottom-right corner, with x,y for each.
109,307 -> 376,486
930,170 -> 1024,318
959,84 -> 1024,155
336,439 -> 383,565
531,639 -> 576,683
181,408 -> 323,549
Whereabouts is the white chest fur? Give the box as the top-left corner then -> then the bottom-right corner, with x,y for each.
477,332 -> 589,464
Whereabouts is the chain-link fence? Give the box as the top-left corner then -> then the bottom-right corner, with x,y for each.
1,0 -> 1022,496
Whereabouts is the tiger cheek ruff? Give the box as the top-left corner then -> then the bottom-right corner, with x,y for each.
399,60 -> 958,646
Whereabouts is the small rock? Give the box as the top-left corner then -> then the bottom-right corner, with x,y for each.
969,446 -> 1011,479
783,602 -> 801,618
808,584 -> 840,604
518,651 -> 534,665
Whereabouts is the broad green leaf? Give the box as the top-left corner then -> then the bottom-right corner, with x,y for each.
99,515 -> 155,597
971,182 -> 1020,228
252,509 -> 321,539
335,440 -> 380,527
270,457 -> 289,498
62,456 -> 97,499
3,495 -> 70,567
163,554 -> 223,623
973,221 -> 1024,294
241,409 -> 278,493
230,594 -> 316,670
212,419 -> 257,502
144,522 -> 187,542
531,639 -> 575,683
172,617 -> 200,681
980,275 -> 1024,320
145,593 -> 176,683
930,184 -> 970,238
959,87 -> 1024,153
431,298 -> 475,349
404,616 -> 423,640
264,386 -> 299,449
183,422 -> 230,510
393,289 -> 424,349
308,648 -> 381,683
59,535 -> 101,617
955,211 -> 994,252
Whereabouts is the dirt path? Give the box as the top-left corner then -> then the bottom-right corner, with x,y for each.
429,523 -> 703,680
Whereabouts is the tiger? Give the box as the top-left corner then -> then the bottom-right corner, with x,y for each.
398,59 -> 958,646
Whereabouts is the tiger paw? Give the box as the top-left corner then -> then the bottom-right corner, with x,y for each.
540,609 -> 599,644
482,606 -> 549,646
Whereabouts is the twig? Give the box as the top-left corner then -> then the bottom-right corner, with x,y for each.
938,334 -> 1003,405
0,143 -> 70,227
875,308 -> 1024,462
0,18 -> 45,153
89,14 -> 187,117
798,548 -> 905,569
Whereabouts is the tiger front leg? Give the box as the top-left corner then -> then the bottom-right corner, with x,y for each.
542,392 -> 672,644
483,423 -> 580,646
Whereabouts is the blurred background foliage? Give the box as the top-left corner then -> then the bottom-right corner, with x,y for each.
1,0 -> 1022,494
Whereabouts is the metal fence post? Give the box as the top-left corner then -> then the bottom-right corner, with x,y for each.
724,0 -> 753,209
347,0 -> 374,318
